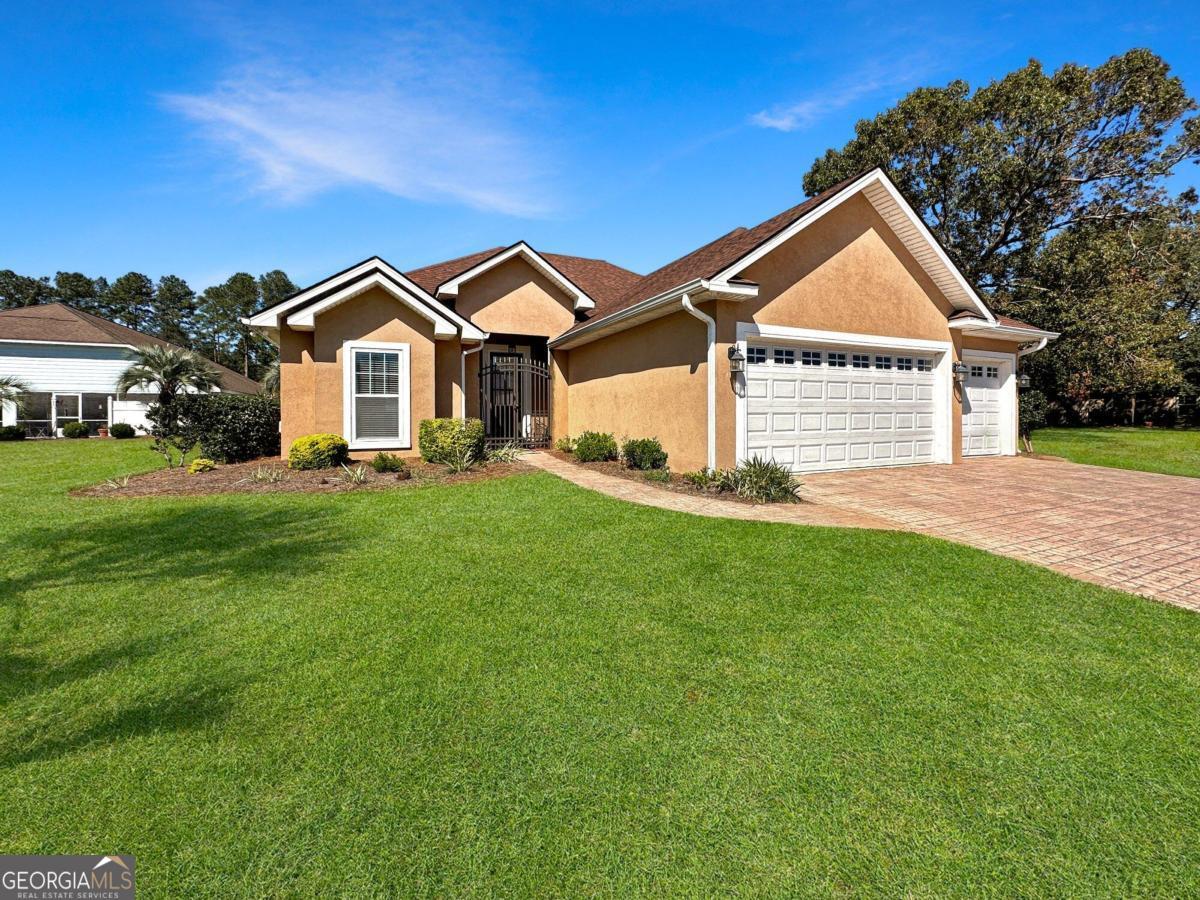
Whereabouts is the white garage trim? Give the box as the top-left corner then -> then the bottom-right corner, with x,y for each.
735,323 -> 954,470
961,349 -> 1017,457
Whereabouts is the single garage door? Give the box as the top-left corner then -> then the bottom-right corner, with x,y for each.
744,343 -> 939,473
962,361 -> 1003,456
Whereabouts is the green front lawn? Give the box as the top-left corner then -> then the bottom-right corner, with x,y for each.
1032,426 -> 1200,478
3,439 -> 1199,895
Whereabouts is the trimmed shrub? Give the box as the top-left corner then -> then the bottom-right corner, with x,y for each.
574,431 -> 618,462
1019,388 -> 1049,440
62,421 -> 90,439
554,435 -> 576,453
288,433 -> 350,470
0,425 -> 26,441
419,418 -> 484,465
172,393 -> 280,462
370,451 -> 409,474
622,437 -> 667,470
684,468 -> 722,491
108,422 -> 137,439
188,457 -> 217,474
643,468 -> 672,484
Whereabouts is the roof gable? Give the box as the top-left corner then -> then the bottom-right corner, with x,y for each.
434,242 -> 597,311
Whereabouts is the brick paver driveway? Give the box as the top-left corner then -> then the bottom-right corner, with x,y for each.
801,457 -> 1200,611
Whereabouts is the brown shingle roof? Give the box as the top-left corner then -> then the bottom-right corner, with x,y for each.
0,303 -> 260,393
404,246 -> 642,307
561,173 -> 867,335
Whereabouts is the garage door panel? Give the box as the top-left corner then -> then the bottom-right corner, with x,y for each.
962,361 -> 1007,457
745,340 -> 940,473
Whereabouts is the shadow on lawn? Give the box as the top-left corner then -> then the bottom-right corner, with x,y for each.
0,501 -> 351,766
0,500 -> 348,633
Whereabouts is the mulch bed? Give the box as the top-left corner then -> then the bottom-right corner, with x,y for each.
73,457 -> 527,498
546,450 -> 781,505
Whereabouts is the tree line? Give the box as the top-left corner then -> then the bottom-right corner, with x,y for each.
804,48 -> 1200,425
0,268 -> 296,382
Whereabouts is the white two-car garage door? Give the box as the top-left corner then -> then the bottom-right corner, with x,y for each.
744,342 -> 942,473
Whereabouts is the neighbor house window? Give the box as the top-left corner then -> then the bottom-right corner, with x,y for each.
346,342 -> 410,448
801,350 -> 821,366
828,352 -> 846,367
747,346 -> 767,365
773,348 -> 795,365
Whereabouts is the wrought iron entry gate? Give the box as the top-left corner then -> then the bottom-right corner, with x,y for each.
478,358 -> 551,448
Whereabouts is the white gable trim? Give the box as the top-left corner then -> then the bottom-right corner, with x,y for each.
246,257 -> 484,339
711,169 -> 995,323
436,242 -> 596,311
285,273 -> 458,338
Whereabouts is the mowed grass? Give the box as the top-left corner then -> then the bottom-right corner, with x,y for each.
1032,426 -> 1200,478
2,439 -> 1199,897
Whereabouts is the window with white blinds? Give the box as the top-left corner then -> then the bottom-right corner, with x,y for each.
344,342 -> 410,447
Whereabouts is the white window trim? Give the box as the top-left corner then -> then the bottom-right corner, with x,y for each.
342,340 -> 411,450
734,322 -> 954,468
961,349 -> 1018,456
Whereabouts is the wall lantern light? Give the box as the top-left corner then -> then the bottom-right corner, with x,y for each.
1017,373 -> 1031,389
952,361 -> 968,383
728,346 -> 746,374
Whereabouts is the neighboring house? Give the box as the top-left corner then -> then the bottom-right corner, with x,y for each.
0,303 -> 259,436
247,168 -> 1057,473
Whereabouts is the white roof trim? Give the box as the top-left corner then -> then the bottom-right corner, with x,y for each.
549,278 -> 756,350
712,169 -> 995,323
246,257 -> 484,339
285,273 -> 458,338
955,321 -> 1059,341
437,242 -> 596,311
0,338 -> 138,349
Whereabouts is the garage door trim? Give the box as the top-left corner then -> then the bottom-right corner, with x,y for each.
961,349 -> 1017,457
735,323 -> 954,470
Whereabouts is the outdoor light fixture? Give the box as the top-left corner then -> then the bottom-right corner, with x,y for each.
1017,373 -> 1031,389
952,361 -> 968,383
728,345 -> 746,374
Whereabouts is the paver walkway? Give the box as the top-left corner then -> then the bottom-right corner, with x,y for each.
521,452 -> 894,530
525,452 -> 1200,611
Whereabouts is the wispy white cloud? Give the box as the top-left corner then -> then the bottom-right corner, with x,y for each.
162,11 -> 558,217
750,54 -> 938,132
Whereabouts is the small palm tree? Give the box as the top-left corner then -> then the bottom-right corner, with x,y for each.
117,345 -> 221,407
0,375 -> 30,415
260,359 -> 280,397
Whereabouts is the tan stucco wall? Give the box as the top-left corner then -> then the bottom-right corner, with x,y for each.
455,256 -> 577,338
278,286 -> 438,457
565,309 -> 709,472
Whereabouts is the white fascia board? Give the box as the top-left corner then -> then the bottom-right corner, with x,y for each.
247,257 -> 483,338
548,278 -> 758,350
737,322 -> 953,354
955,322 -> 1059,341
713,169 -> 995,323
286,273 -> 458,338
437,242 -> 596,311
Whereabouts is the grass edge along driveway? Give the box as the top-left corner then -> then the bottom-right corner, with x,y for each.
1032,426 -> 1200,478
2,438 -> 1199,896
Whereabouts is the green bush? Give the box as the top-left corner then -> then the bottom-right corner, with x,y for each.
418,418 -> 484,465
288,433 -> 350,469
108,422 -> 137,439
554,435 -> 576,453
62,421 -> 90,439
172,393 -> 280,462
722,457 -> 801,503
370,451 -> 409,474
1019,388 -> 1049,439
622,437 -> 667,470
574,431 -> 618,462
188,457 -> 217,474
0,425 -> 26,441
643,469 -> 672,484
684,468 -> 721,491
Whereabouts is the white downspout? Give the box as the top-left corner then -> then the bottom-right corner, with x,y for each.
460,343 -> 484,420
1018,337 -> 1049,358
681,293 -> 716,471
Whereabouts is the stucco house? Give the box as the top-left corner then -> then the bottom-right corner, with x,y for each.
0,303 -> 259,436
247,168 -> 1057,474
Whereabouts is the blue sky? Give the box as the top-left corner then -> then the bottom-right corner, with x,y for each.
2,0 -> 1198,292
